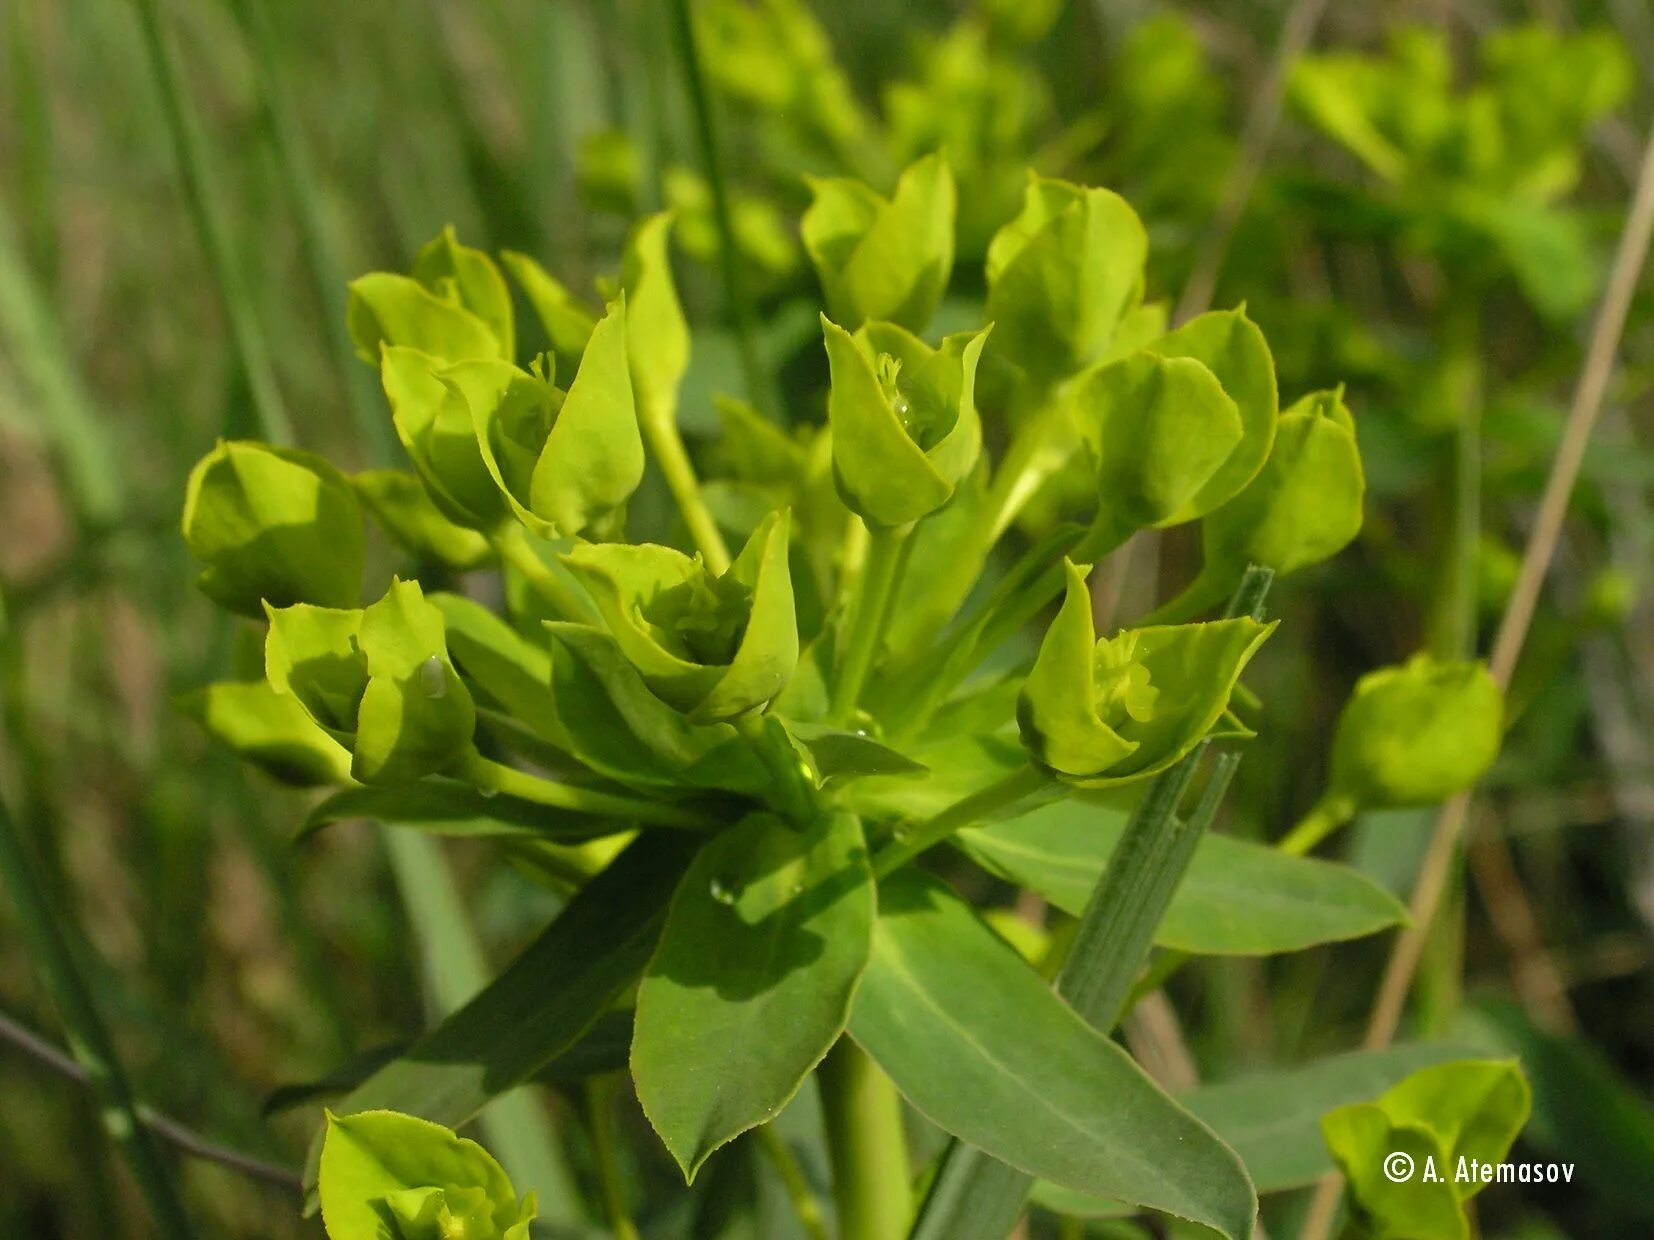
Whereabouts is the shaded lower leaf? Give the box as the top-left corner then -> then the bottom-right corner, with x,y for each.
634,811 -> 874,1180
957,799 -> 1407,955
305,835 -> 693,1192
849,871 -> 1256,1239
297,781 -> 611,843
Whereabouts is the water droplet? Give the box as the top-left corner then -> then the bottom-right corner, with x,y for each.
709,875 -> 740,906
478,785 -> 499,799
790,882 -> 805,897
891,394 -> 912,424
892,823 -> 914,844
419,655 -> 448,699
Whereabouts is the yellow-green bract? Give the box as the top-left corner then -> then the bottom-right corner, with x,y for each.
1017,561 -> 1273,784
560,510 -> 798,722
802,152 -> 956,332
1327,655 -> 1503,812
821,315 -> 988,527
1320,1059 -> 1530,1240
264,578 -> 476,785
985,174 -> 1148,382
441,301 -> 644,541
318,1110 -> 537,1240
181,440 -> 364,618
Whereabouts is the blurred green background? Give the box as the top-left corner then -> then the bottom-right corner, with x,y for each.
2,0 -> 1653,1236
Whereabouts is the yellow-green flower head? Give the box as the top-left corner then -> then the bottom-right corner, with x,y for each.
802,152 -> 957,332
1326,654 -> 1503,812
182,440 -> 364,618
441,299 -> 644,541
263,578 -> 475,786
319,1110 -> 537,1240
984,175 -> 1148,382
821,316 -> 989,527
560,510 -> 798,721
1018,561 -> 1274,784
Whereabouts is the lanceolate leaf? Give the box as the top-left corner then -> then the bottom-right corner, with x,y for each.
634,811 -> 874,1180
306,836 -> 694,1192
849,872 -> 1256,1239
956,799 -> 1408,955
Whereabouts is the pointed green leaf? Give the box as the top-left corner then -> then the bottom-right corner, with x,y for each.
956,798 -> 1409,955
297,781 -> 608,844
311,837 -> 695,1191
850,871 -> 1256,1239
634,811 -> 874,1179
621,212 -> 690,438
379,345 -> 510,530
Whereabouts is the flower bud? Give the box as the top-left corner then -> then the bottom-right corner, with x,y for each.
1018,560 -> 1273,784
985,175 -> 1147,382
802,153 -> 956,332
182,440 -> 364,618
1327,655 -> 1502,810
822,315 -> 988,527
560,510 -> 798,721
264,578 -> 476,785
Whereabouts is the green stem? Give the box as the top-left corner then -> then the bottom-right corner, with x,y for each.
583,1075 -> 641,1240
490,523 -> 598,624
980,394 -> 1066,546
735,714 -> 818,825
873,766 -> 1050,877
818,1038 -> 910,1240
829,523 -> 913,727
643,416 -> 732,573
665,0 -> 769,411
0,793 -> 196,1236
131,0 -> 292,446
462,751 -> 713,830
755,1123 -> 832,1240
1276,794 -> 1356,856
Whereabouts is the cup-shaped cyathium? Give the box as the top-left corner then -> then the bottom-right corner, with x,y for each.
182,440 -> 364,618
264,578 -> 476,785
319,1110 -> 537,1240
560,510 -> 798,722
1329,655 -> 1503,812
821,316 -> 988,527
1017,561 -> 1274,785
441,299 -> 644,541
802,152 -> 956,332
348,226 -> 514,366
985,174 -> 1148,383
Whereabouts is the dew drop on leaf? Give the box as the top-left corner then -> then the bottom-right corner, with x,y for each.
419,655 -> 448,699
709,875 -> 740,906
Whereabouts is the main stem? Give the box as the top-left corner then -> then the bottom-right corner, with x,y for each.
873,766 -> 1049,877
0,794 -> 196,1236
829,523 -> 912,727
818,1037 -> 910,1240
